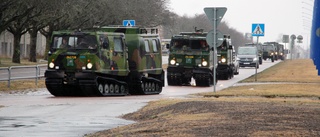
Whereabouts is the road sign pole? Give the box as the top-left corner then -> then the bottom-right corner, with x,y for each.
213,8 -> 217,93
255,36 -> 259,82
251,23 -> 264,82
204,7 -> 227,93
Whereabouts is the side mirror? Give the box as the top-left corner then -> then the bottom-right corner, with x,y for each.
48,51 -> 52,56
102,41 -> 109,49
166,44 -> 170,49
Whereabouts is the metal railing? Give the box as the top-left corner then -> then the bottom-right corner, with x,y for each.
0,64 -> 47,88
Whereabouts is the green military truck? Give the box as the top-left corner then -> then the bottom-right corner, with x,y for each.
45,27 -> 165,96
264,42 -> 285,60
166,30 -> 216,86
262,42 -> 276,62
216,35 -> 238,80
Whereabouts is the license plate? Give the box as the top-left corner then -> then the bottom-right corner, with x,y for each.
66,56 -> 77,59
244,63 -> 250,64
185,56 -> 194,58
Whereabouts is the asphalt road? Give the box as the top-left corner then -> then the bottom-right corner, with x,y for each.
0,58 -> 280,137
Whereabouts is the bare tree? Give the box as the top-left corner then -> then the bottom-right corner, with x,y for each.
28,0 -> 50,62
0,0 -> 18,33
160,12 -> 250,50
5,1 -> 37,63
40,0 -> 91,59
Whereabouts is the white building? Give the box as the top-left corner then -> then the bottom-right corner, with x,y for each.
0,31 -> 46,58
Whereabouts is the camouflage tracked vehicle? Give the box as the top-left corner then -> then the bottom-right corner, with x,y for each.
217,35 -> 238,80
45,27 -> 164,96
166,29 -> 216,86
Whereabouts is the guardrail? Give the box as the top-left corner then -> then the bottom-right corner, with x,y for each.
0,64 -> 47,88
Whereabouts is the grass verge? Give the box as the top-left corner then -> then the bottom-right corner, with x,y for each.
86,59 -> 320,137
0,79 -> 46,93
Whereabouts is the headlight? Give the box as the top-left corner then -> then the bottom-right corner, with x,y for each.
253,57 -> 258,61
275,52 -> 278,55
87,63 -> 93,69
271,53 -> 274,55
221,58 -> 226,63
202,61 -> 208,66
170,59 -> 176,65
236,57 -> 240,61
49,62 -> 55,69
280,53 -> 283,55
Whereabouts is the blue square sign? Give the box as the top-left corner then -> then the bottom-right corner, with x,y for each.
123,20 -> 135,26
252,24 -> 265,36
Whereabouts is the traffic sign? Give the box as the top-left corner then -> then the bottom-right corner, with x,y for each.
290,34 -> 296,40
204,7 -> 227,27
123,20 -> 135,26
282,35 -> 289,43
297,35 -> 303,43
206,30 -> 224,48
252,24 -> 265,36
204,7 -> 227,93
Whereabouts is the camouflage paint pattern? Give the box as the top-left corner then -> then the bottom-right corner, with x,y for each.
168,32 -> 213,69
48,31 -> 129,76
47,27 -> 163,77
99,27 -> 163,75
217,36 -> 233,65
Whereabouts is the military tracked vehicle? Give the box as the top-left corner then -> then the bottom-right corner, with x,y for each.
216,35 -> 238,80
45,27 -> 164,96
166,29 -> 216,86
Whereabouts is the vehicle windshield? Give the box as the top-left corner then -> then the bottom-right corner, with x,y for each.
238,47 -> 257,55
52,35 -> 98,49
171,39 -> 209,51
263,45 -> 274,51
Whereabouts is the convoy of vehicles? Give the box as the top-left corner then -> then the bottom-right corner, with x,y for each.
237,45 -> 259,68
45,27 -> 165,96
216,35 -> 239,80
264,42 -> 285,60
44,25 -> 285,96
166,30 -> 215,87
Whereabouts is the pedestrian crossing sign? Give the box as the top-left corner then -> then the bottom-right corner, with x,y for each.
123,20 -> 135,26
252,24 -> 264,36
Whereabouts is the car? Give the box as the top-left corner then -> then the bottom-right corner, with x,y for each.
237,46 -> 259,69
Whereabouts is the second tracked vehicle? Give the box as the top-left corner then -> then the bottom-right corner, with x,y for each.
166,29 -> 216,87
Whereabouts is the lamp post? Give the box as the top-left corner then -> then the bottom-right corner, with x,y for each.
290,34 -> 296,60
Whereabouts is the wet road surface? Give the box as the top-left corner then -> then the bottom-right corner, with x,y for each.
0,60 -> 279,137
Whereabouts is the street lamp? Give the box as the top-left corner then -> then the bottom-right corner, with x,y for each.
290,34 -> 296,60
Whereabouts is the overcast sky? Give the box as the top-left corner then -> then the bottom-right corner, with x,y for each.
169,0 -> 314,49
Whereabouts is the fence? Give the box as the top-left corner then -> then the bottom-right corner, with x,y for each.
0,64 -> 47,88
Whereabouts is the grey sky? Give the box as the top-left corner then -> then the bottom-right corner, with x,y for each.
169,0 -> 314,49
